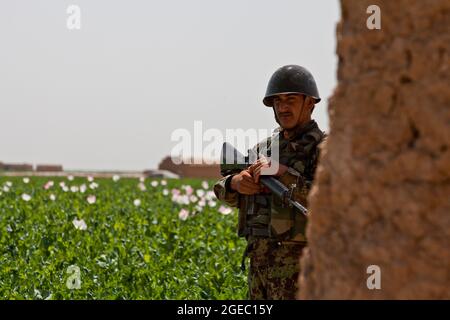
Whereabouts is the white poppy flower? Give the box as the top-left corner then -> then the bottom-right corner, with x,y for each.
185,185 -> 194,195
68,175 -> 74,181
134,199 -> 141,207
151,181 -> 159,187
112,175 -> 120,182
208,200 -> 217,208
162,189 -> 169,196
196,189 -> 205,197
205,191 -> 216,201
138,182 -> 146,191
80,184 -> 87,193
178,209 -> 189,221
44,181 -> 54,190
201,181 -> 209,189
218,205 -> 232,215
87,195 -> 96,204
50,194 -> 56,201
198,199 -> 206,207
161,180 -> 167,186
172,194 -> 189,205
70,186 -> 79,193
72,218 -> 87,230
181,195 -> 190,205
87,176 -> 94,182
23,178 -> 30,184
22,194 -> 32,202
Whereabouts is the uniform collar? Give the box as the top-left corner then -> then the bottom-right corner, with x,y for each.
277,120 -> 318,141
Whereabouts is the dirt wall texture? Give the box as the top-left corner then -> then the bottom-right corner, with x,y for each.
299,0 -> 450,299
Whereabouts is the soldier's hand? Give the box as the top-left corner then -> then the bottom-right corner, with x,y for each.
230,170 -> 262,195
250,158 -> 288,183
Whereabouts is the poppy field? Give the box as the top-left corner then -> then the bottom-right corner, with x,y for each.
0,176 -> 247,299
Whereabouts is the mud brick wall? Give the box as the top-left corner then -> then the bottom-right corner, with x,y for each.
2,163 -> 34,172
299,0 -> 450,299
158,156 -> 220,179
35,165 -> 63,172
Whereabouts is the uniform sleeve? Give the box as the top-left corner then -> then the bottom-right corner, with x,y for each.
278,135 -> 325,194
213,174 -> 239,208
284,135 -> 323,183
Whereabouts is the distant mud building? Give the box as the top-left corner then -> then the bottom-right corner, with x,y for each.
0,162 -> 63,173
36,165 -> 63,172
158,156 -> 220,179
1,163 -> 33,172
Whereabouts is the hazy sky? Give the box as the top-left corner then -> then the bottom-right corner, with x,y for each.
1,0 -> 340,171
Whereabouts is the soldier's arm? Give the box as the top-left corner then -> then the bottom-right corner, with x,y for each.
277,138 -> 325,200
213,174 -> 239,208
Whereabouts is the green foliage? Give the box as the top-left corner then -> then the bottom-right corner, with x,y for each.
0,177 -> 247,299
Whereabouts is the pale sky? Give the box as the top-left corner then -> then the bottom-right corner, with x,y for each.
0,0 -> 340,171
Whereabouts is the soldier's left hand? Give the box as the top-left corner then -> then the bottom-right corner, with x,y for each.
249,158 -> 288,183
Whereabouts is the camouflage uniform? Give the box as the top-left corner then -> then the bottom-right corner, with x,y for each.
214,119 -> 325,300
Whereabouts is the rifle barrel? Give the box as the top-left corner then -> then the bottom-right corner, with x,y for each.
260,176 -> 308,217
290,199 -> 308,217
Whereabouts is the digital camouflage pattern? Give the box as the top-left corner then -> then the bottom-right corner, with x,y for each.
247,239 -> 307,300
214,119 -> 325,299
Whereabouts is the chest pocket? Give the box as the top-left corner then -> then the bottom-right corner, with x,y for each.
238,193 -> 272,238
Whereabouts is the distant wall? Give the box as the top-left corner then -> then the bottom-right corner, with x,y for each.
158,156 -> 220,179
36,165 -> 63,172
1,163 -> 33,172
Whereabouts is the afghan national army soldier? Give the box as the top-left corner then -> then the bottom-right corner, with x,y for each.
213,65 -> 326,299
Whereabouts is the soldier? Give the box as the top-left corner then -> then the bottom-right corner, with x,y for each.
213,65 -> 326,299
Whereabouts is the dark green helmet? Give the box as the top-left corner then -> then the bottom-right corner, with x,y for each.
263,65 -> 321,107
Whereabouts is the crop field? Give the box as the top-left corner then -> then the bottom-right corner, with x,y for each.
0,176 -> 247,299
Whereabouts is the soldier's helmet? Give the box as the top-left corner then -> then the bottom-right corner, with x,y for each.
263,65 -> 321,107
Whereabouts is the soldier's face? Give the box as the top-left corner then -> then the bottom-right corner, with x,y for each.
273,94 -> 310,129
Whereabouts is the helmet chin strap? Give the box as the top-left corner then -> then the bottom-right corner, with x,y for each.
273,107 -> 281,125
296,98 -> 307,127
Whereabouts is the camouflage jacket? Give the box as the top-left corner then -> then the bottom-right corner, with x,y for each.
214,120 -> 325,267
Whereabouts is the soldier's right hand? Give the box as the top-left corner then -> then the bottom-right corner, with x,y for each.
230,170 -> 262,195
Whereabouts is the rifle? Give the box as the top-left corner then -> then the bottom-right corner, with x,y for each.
220,142 -> 308,217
